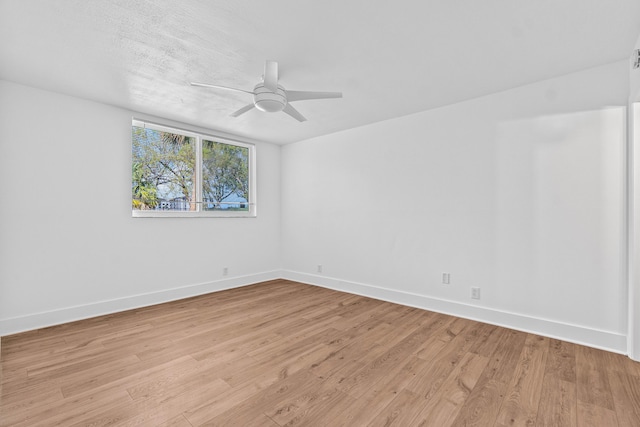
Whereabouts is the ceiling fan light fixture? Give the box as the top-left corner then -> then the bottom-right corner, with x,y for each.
253,83 -> 286,113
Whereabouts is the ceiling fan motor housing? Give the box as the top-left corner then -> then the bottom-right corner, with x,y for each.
253,83 -> 287,112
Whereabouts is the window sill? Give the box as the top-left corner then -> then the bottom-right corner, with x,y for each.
132,210 -> 256,218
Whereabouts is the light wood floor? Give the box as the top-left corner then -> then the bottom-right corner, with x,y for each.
2,280 -> 640,426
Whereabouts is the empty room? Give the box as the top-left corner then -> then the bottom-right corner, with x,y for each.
2,1 -> 640,426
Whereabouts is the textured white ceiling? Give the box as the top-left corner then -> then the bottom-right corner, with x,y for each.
1,0 -> 639,144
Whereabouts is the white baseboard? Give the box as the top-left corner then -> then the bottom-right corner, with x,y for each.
2,269 -> 628,356
0,270 -> 281,336
281,270 -> 628,355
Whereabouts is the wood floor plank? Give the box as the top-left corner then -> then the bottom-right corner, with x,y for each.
14,388 -> 132,427
2,279 -> 640,427
125,355 -> 235,402
536,377 -> 577,427
336,313 -> 456,399
577,400 -> 619,427
545,338 -> 577,383
0,386 -> 65,426
494,335 -> 549,427
264,376 -> 353,426
406,352 -> 489,426
405,320 -> 482,402
309,326 -> 394,381
325,355 -> 431,426
224,332 -> 342,389
467,322 -> 503,357
203,370 -> 321,426
157,414 -> 195,427
575,345 -> 615,410
604,350 -> 640,378
107,378 -> 231,427
367,389 -> 422,427
449,329 -> 528,427
608,371 -> 640,427
183,382 -> 267,426
58,354 -> 146,398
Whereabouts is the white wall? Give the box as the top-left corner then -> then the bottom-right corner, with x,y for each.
0,80 -> 281,335
632,33 -> 640,102
626,31 -> 640,361
630,102 -> 640,360
282,61 -> 629,353
629,29 -> 640,359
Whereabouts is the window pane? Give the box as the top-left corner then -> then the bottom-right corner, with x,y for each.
202,140 -> 249,211
132,126 -> 196,211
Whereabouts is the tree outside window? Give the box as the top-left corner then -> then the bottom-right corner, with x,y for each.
132,120 -> 254,217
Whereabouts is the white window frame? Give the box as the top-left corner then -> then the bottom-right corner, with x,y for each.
132,119 -> 257,218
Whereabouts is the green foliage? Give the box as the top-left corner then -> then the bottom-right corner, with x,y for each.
132,126 -> 195,209
132,162 -> 158,209
132,126 -> 250,211
202,140 -> 249,209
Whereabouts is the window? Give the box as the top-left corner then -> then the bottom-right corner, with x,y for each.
132,119 -> 256,217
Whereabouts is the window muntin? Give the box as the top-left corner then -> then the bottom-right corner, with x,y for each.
132,119 -> 255,217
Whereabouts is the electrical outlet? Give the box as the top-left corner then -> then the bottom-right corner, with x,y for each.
317,265 -> 323,273
471,287 -> 481,300
223,267 -> 228,276
442,273 -> 450,284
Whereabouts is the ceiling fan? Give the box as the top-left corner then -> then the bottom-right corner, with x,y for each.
191,60 -> 342,122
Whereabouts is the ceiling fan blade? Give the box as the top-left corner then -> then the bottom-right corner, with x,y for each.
286,90 -> 343,102
263,60 -> 278,92
230,104 -> 255,117
282,103 -> 307,122
190,82 -> 254,95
